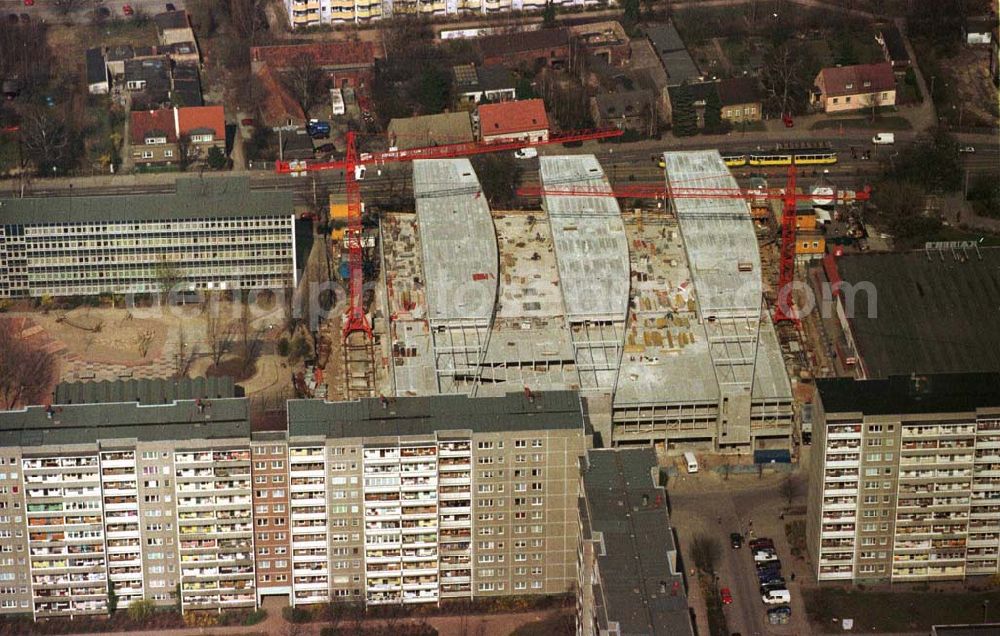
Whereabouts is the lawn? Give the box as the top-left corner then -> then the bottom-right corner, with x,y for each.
804,587 -> 1000,633
810,116 -> 912,131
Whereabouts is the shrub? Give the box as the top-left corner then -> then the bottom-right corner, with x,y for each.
126,599 -> 155,622
283,606 -> 313,623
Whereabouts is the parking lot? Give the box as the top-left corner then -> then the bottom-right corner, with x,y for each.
667,457 -> 813,636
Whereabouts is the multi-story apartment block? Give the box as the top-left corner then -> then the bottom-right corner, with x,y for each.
807,373 -> 1000,584
285,0 -> 609,26
0,382 -> 589,620
284,390 -> 587,606
577,448 -> 694,636
0,383 -> 254,620
0,176 -> 295,299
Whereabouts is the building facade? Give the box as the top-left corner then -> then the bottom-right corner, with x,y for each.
811,62 -> 897,114
807,373 -> 1000,584
0,386 -> 589,620
0,177 -> 296,299
285,0 -> 608,26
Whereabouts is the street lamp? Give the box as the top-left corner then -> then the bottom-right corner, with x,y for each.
984,599 -> 990,623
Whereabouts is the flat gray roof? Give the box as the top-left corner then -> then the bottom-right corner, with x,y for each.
664,150 -> 761,317
288,390 -> 585,439
0,398 -> 249,448
581,448 -> 693,636
54,376 -> 239,406
413,159 -> 499,325
0,177 -> 294,225
646,22 -> 701,86
832,247 -> 1000,378
539,155 -> 630,322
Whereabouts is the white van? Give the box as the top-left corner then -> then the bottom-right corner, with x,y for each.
514,147 -> 538,159
872,132 -> 895,145
683,452 -> 699,474
762,589 -> 790,605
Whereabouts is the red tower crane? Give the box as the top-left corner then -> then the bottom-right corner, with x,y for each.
517,166 -> 871,323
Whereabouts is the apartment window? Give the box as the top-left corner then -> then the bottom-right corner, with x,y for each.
141,151 -> 154,159
163,150 -> 174,158
515,440 -> 527,448
867,439 -> 883,447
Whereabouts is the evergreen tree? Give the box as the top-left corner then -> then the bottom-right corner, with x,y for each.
702,86 -> 726,134
623,0 -> 640,25
671,85 -> 698,137
542,0 -> 556,28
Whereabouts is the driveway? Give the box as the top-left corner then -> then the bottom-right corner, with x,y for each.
668,464 -> 812,636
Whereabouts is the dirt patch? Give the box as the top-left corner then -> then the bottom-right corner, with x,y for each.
32,307 -> 168,365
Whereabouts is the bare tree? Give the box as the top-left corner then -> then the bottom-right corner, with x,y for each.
690,534 -> 721,575
0,319 -> 56,409
228,0 -> 267,41
238,297 -> 264,376
175,328 -> 197,378
203,294 -> 234,368
282,54 -> 328,119
779,475 -> 800,509
154,257 -> 183,305
281,286 -> 297,336
760,42 -> 808,117
20,107 -> 72,175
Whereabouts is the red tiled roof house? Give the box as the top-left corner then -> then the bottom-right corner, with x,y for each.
130,109 -> 178,166
478,98 -> 550,144
129,105 -> 225,168
810,62 -> 896,114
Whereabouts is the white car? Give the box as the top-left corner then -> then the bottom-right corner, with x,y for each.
514,147 -> 538,159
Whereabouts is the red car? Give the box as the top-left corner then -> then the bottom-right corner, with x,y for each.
123,4 -> 134,15
720,587 -> 733,605
23,0 -> 33,6
782,113 -> 794,128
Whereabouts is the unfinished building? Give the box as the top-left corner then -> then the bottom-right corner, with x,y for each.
610,151 -> 792,451
377,152 -> 792,452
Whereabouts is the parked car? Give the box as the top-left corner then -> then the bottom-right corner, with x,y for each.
166,2 -> 176,10
314,143 -> 335,154
240,117 -> 255,127
122,4 -> 134,15
760,580 -> 786,594
514,147 -> 538,159
753,550 -> 778,562
95,7 -> 111,18
720,587 -> 733,605
730,533 -> 743,549
23,0 -> 34,6
762,589 -> 791,605
756,559 -> 782,571
959,146 -> 976,154
19,13 -> 29,22
782,113 -> 794,127
749,538 -> 774,550
767,606 -> 792,624
6,14 -> 18,24
307,119 -> 331,139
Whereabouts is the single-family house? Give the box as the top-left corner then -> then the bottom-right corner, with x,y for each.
130,105 -> 225,168
387,112 -> 474,149
86,48 -> 109,95
875,25 -> 910,71
176,105 -> 226,160
453,64 -> 518,105
154,11 -> 200,52
130,109 -> 178,166
590,89 -> 658,136
478,98 -> 549,143
717,77 -> 762,124
477,29 -> 570,69
810,62 -> 896,113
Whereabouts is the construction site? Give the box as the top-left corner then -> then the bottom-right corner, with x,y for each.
319,150 -> 796,454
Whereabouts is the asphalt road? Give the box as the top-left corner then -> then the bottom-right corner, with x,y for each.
9,135 -> 999,207
0,0 -> 183,21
